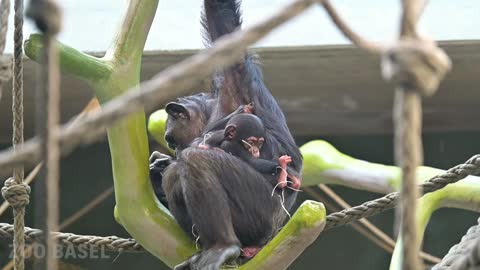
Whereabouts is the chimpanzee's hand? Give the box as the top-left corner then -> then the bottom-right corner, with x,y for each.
233,102 -> 254,115
149,151 -> 173,207
149,151 -> 173,173
242,102 -> 254,114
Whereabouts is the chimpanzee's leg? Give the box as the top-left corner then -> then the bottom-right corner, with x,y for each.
169,148 -> 280,270
162,161 -> 193,237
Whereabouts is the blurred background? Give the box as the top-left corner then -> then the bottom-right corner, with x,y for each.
0,0 -> 479,269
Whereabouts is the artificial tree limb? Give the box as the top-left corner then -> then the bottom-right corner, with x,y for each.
82,0 -> 197,267
25,34 -> 112,82
390,178 -> 480,270
243,201 -> 326,270
389,193 -> 442,270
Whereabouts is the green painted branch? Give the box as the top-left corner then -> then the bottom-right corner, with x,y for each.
242,201 -> 326,270
106,111 -> 196,268
389,180 -> 480,269
389,194 -> 441,270
83,0 -> 195,267
301,141 -> 480,199
24,34 -> 112,82
104,0 -> 158,65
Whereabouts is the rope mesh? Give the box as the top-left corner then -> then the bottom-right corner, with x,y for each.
0,154 -> 478,254
432,218 -> 480,270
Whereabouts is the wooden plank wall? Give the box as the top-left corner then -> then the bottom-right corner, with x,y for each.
0,41 -> 478,143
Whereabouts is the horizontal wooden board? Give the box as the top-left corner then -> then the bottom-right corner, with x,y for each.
0,41 -> 478,143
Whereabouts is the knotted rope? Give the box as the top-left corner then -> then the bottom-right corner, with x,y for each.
377,0 -> 452,269
1,178 -> 30,208
1,0 -> 28,269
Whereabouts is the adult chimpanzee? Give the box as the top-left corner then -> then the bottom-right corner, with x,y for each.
149,0 -> 303,269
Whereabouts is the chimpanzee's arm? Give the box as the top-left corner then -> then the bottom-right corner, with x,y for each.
248,158 -> 279,175
204,104 -> 253,133
249,157 -> 302,189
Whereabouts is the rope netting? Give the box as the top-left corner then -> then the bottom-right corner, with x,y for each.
1,154 -> 479,253
0,0 -> 477,269
432,218 -> 480,270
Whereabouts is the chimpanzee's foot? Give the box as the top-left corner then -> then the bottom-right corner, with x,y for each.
174,245 -> 240,270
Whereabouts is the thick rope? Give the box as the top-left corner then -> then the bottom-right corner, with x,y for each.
26,1 -> 62,269
1,1 -> 28,269
394,88 -> 423,270
325,154 -> 480,230
432,218 -> 480,270
12,0 -> 24,182
395,90 -> 425,270
0,223 -> 144,252
0,0 -> 11,101
395,0 -> 427,269
380,0 -> 454,268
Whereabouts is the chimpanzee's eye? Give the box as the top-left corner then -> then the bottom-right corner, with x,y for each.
242,140 -> 252,150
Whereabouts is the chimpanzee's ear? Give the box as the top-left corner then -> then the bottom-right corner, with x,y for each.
224,124 -> 237,140
165,102 -> 189,120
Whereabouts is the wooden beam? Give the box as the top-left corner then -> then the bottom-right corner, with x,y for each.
0,41 -> 478,143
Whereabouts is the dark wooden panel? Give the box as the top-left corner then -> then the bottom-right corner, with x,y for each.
0,41 -> 478,143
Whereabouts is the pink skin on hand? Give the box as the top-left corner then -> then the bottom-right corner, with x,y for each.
243,104 -> 254,114
277,155 -> 292,189
287,174 -> 301,189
